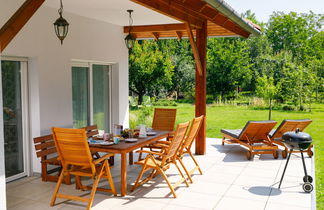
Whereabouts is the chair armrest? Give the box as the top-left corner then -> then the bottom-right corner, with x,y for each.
156,140 -> 171,145
136,150 -> 163,156
152,143 -> 169,148
93,153 -> 114,165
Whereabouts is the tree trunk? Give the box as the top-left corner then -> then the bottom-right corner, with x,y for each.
138,94 -> 144,105
268,97 -> 272,120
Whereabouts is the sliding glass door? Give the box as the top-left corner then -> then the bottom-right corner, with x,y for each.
1,59 -> 29,181
72,62 -> 111,133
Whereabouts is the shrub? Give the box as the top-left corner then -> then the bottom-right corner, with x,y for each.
152,99 -> 177,106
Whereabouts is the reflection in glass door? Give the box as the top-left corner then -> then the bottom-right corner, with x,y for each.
71,62 -> 111,133
1,59 -> 28,181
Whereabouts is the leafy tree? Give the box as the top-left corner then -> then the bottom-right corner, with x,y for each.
256,76 -> 279,119
207,37 -> 252,99
266,12 -> 323,62
158,39 -> 195,99
129,40 -> 174,105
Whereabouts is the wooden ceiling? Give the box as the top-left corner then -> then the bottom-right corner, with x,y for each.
124,0 -> 260,40
124,21 -> 238,40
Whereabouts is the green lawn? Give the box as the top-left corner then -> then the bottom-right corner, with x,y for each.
130,103 -> 324,207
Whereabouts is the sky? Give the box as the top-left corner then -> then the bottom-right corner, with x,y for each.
225,0 -> 324,23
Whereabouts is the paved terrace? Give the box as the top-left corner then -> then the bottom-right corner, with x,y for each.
6,138 -> 315,210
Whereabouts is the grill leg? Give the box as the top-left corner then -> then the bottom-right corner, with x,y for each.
278,149 -> 293,189
301,150 -> 308,178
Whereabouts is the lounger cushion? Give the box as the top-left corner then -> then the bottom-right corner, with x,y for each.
221,129 -> 242,139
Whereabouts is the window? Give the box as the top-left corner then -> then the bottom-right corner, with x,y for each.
72,62 -> 111,133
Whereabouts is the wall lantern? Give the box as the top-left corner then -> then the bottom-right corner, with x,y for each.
54,0 -> 69,45
125,10 -> 136,49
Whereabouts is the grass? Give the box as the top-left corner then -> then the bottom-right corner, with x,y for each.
130,103 -> 324,207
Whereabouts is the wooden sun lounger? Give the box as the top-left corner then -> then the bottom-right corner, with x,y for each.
221,120 -> 278,160
269,119 -> 313,158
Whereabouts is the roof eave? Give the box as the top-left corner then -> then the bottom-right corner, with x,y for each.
204,0 -> 261,37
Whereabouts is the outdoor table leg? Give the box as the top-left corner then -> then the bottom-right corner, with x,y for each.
121,152 -> 127,196
129,151 -> 133,165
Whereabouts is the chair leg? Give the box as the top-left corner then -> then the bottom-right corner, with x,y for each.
75,176 -> 84,190
177,157 -> 193,184
138,147 -> 144,161
188,151 -> 203,175
156,166 -> 177,198
41,162 -> 47,181
131,157 -> 149,191
174,161 -> 189,187
104,160 -> 117,196
50,169 -> 65,206
87,170 -> 103,210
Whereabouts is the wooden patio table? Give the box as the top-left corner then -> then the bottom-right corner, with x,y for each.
89,130 -> 170,196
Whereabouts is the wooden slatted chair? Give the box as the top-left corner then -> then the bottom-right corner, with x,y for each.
269,119 -> 313,158
137,108 -> 177,161
221,120 -> 278,160
33,134 -> 70,184
50,127 -> 116,210
131,121 -> 190,198
177,115 -> 204,183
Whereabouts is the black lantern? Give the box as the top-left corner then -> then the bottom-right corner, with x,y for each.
125,10 -> 136,49
54,0 -> 69,45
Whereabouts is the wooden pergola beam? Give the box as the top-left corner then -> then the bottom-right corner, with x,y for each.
131,0 -> 204,29
186,23 -> 203,76
124,23 -> 187,33
157,0 -> 250,38
0,0 -> 45,52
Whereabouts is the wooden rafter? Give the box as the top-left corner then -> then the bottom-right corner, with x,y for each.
186,23 -> 202,76
132,0 -> 250,38
130,0 -> 204,29
152,32 -> 160,40
0,0 -> 45,52
175,31 -> 182,40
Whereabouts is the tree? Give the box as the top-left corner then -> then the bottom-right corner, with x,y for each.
256,76 -> 279,120
207,37 -> 252,99
266,12 -> 323,62
158,39 -> 195,99
129,40 -> 174,105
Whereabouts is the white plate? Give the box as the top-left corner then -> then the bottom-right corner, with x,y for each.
99,141 -> 114,146
146,132 -> 157,136
125,138 -> 138,142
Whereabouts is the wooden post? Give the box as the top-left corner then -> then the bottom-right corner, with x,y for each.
195,20 -> 207,155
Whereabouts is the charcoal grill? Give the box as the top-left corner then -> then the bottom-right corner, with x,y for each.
278,129 -> 313,193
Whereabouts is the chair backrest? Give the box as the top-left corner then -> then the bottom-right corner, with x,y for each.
33,134 -> 56,160
82,125 -> 99,137
270,119 -> 312,140
152,108 -> 177,131
162,121 -> 190,162
180,115 -> 204,154
238,120 -> 277,141
52,127 -> 95,172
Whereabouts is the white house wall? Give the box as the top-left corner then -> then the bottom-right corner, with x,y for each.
1,4 -> 129,174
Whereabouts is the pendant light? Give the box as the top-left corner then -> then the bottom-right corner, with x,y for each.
54,0 -> 69,45
125,10 -> 136,49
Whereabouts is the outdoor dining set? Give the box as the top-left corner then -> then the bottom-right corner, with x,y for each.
32,108 -> 314,210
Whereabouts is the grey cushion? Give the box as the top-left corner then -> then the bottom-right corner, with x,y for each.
221,129 -> 242,139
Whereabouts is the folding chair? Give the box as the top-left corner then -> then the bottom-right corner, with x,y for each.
50,127 -> 116,210
131,121 -> 190,198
